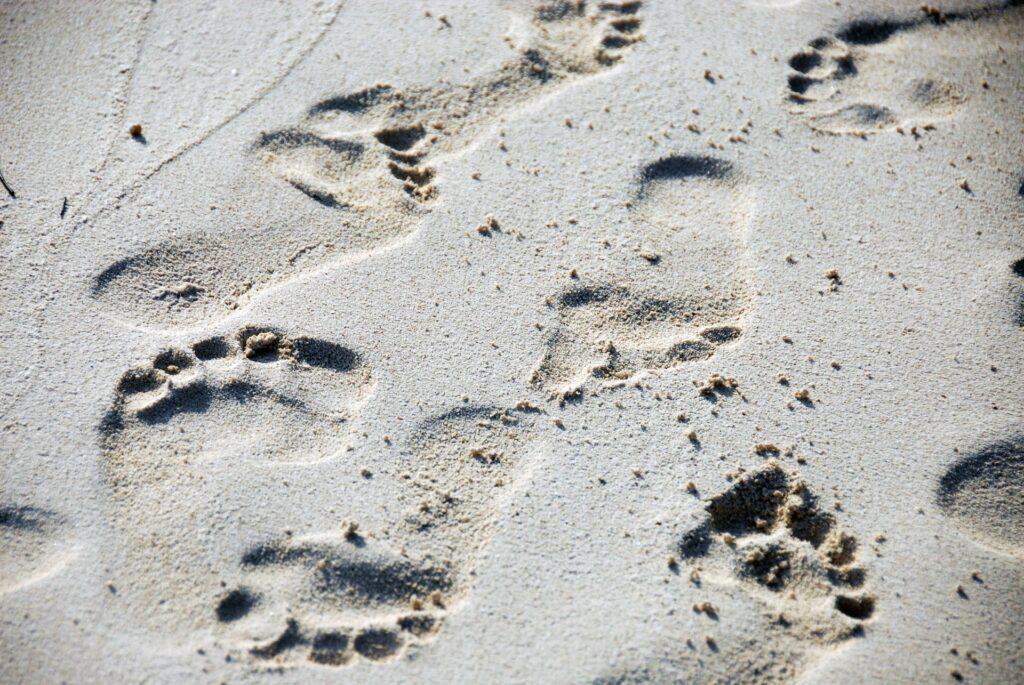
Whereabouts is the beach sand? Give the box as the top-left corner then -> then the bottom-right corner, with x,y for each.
1,1 -> 1022,682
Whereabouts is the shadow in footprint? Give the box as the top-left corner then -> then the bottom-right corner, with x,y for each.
639,155 -> 735,184
241,538 -> 453,606
1012,258 -> 1024,326
216,587 -> 260,623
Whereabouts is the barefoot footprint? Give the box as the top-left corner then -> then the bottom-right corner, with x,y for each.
98,326 -> 373,629
531,155 -> 751,398
214,532 -> 453,667
91,1 -> 646,329
936,434 -> 1024,559
215,405 -> 539,668
256,1 -> 645,208
786,3 -> 1023,135
530,284 -> 744,399
0,506 -> 76,594
675,463 -> 875,682
101,326 -> 372,473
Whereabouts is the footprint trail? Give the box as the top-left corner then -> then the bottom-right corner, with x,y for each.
92,1 -> 646,329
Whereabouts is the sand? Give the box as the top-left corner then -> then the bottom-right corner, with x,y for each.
1,0 -> 1022,682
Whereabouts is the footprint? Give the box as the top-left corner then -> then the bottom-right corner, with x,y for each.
216,404 -> 539,668
252,1 -> 644,209
531,155 -> 750,397
937,435 -> 1024,559
786,3 -> 1022,135
92,2 -> 645,329
213,532 -> 451,667
101,326 -> 372,478
530,284 -> 744,397
674,463 -> 874,681
0,506 -> 75,594
97,326 -> 372,629
396,405 -> 538,563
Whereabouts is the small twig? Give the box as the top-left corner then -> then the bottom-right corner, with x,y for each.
0,168 -> 15,199
60,197 -> 68,218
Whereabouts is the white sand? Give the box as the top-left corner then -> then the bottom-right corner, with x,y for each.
1,0 -> 1022,682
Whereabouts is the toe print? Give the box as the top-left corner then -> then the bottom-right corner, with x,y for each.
786,3 -> 1022,135
675,463 -> 874,682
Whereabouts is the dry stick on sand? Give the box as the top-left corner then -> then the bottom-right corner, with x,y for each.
0,167 -> 15,199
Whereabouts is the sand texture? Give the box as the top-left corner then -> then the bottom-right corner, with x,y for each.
1,0 -> 1023,683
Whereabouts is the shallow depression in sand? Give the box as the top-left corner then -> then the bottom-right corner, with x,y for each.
937,436 -> 1024,558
